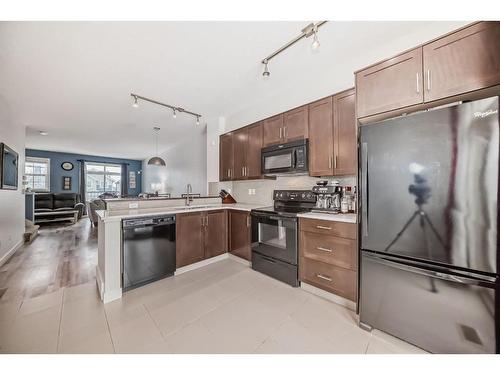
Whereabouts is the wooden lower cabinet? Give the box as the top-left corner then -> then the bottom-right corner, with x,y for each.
228,210 -> 251,261
176,210 -> 228,268
176,212 -> 205,268
204,210 -> 227,259
299,257 -> 357,301
299,218 -> 357,302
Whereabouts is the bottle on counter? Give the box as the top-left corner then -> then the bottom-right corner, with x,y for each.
341,187 -> 349,214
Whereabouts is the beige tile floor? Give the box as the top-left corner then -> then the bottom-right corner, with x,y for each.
0,258 -> 426,354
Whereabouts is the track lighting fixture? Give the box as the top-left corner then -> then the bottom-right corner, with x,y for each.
260,21 -> 327,77
262,60 -> 270,78
129,93 -> 202,124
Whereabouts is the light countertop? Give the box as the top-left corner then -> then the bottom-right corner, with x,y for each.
297,212 -> 357,223
96,203 -> 266,222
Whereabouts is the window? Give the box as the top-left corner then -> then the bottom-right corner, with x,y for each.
25,157 -> 50,191
85,162 -> 122,200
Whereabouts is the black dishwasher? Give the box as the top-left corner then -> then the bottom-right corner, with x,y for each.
122,215 -> 176,292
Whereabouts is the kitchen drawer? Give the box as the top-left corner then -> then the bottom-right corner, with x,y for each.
300,231 -> 356,270
299,257 -> 357,301
299,218 -> 356,239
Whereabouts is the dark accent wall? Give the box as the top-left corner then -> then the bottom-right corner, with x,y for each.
25,149 -> 142,196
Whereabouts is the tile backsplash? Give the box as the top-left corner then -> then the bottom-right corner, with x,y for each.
209,175 -> 356,205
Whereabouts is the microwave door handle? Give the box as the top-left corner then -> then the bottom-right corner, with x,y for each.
291,149 -> 297,169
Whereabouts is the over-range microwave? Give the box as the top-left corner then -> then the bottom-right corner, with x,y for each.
261,139 -> 308,176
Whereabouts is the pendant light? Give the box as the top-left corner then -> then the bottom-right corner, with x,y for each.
147,127 -> 166,166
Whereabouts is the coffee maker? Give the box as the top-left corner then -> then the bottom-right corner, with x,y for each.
312,181 -> 342,213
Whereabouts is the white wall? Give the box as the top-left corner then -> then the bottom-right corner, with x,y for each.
0,94 -> 25,265
142,131 -> 208,197
206,22 -> 469,184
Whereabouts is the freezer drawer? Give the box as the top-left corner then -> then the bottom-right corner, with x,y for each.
360,251 -> 497,353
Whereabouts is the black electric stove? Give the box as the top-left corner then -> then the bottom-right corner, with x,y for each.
250,190 -> 316,286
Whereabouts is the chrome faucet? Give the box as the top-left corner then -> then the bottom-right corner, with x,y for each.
186,183 -> 193,206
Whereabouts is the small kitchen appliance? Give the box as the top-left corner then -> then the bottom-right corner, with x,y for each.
311,181 -> 342,213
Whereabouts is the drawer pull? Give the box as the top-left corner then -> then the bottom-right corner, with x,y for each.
316,246 -> 333,253
316,274 -> 333,282
316,225 -> 331,230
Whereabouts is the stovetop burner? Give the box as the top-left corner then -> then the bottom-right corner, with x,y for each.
251,190 -> 317,218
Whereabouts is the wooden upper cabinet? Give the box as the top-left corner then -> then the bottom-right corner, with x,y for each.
246,122 -> 263,179
263,114 -> 284,146
308,97 -> 334,177
229,210 -> 251,261
204,210 -> 227,259
219,133 -> 233,181
333,89 -> 357,176
283,105 -> 308,142
176,212 -> 205,268
423,22 -> 500,102
232,128 -> 248,180
356,47 -> 424,118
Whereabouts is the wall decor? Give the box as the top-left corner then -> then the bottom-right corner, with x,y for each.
61,161 -> 74,171
62,176 -> 72,190
129,171 -> 136,189
0,142 -> 19,190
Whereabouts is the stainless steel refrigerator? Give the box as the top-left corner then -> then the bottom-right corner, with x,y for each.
359,97 -> 499,354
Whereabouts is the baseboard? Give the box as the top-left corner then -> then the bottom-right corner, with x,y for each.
95,266 -> 105,300
228,253 -> 251,267
301,282 -> 357,312
0,239 -> 23,268
175,253 -> 229,275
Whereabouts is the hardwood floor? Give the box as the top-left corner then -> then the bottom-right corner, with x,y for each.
0,219 -> 97,303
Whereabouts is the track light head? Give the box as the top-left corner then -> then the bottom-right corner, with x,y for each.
196,116 -> 200,125
262,60 -> 270,78
173,109 -> 177,119
311,28 -> 320,50
132,95 -> 139,108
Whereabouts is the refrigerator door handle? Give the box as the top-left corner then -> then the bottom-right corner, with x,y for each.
361,142 -> 369,237
363,252 -> 497,286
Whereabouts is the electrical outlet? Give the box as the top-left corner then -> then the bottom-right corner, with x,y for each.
248,188 -> 252,195
129,202 -> 139,209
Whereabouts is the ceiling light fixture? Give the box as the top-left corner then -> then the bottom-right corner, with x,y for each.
196,116 -> 200,125
262,60 -> 270,78
39,131 -> 48,136
147,127 -> 166,167
132,95 -> 139,108
130,93 -> 201,124
311,26 -> 320,50
260,21 -> 327,77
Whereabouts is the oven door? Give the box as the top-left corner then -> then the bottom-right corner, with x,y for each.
251,212 -> 298,265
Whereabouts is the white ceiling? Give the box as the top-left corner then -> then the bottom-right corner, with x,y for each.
0,21 -> 467,160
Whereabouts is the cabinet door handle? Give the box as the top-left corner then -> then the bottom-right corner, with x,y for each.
279,127 -> 282,139
283,126 -> 286,138
316,225 -> 331,230
316,246 -> 333,253
416,72 -> 420,93
316,274 -> 333,282
328,156 -> 332,169
244,166 -> 247,177
334,155 -> 338,169
427,69 -> 431,92
242,167 -> 244,177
